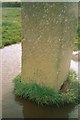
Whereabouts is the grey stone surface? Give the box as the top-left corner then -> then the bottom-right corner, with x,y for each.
22,3 -> 78,90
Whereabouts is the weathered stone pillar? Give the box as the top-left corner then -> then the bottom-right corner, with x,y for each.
21,3 -> 77,90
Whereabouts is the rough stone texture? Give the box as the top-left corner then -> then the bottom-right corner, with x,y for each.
21,3 -> 78,90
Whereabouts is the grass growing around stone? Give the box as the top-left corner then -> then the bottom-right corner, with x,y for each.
0,7 -> 22,48
14,70 -> 80,106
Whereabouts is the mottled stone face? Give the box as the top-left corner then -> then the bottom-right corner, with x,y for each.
22,3 -> 77,90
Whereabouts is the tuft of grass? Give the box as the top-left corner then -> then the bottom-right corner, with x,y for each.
14,70 -> 80,106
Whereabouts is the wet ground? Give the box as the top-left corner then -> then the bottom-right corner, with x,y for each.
0,43 -> 80,118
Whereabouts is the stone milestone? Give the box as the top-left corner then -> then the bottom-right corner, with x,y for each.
22,3 -> 78,90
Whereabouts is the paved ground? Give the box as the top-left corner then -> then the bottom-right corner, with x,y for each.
0,43 -> 80,118
0,43 -> 21,119
0,48 -> 2,119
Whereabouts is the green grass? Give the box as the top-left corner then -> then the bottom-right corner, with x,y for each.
74,37 -> 80,51
1,7 -> 22,48
14,70 -> 80,106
